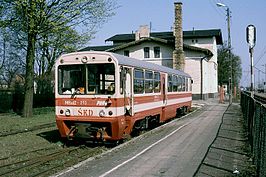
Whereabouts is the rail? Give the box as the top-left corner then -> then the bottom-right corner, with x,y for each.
241,91 -> 266,177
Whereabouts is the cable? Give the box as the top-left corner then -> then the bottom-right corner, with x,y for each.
254,45 -> 266,66
209,0 -> 226,18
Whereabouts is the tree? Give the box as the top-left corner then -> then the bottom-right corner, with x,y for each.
0,0 -> 116,117
35,27 -> 90,94
218,44 -> 242,89
0,29 -> 25,88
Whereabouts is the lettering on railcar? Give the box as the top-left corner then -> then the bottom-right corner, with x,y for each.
64,100 -> 77,105
96,101 -> 106,106
78,108 -> 93,116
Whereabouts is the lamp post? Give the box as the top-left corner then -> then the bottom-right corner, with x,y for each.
217,2 -> 232,104
263,64 -> 266,92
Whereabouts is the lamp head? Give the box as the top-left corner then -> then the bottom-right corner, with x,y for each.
216,2 -> 227,7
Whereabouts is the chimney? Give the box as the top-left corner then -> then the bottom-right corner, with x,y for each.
135,25 -> 150,41
173,2 -> 185,71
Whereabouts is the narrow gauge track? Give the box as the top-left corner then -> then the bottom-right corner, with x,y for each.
0,109 -> 196,177
0,122 -> 56,137
254,92 -> 266,104
243,91 -> 266,104
0,145 -> 106,177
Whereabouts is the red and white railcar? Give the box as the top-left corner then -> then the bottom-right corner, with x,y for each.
55,51 -> 192,141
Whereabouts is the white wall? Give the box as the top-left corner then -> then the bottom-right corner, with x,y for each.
115,41 -> 174,68
184,37 -> 218,94
113,36 -> 219,97
184,58 -> 201,94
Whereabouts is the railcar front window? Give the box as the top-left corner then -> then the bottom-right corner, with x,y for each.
58,65 -> 85,95
58,63 -> 115,95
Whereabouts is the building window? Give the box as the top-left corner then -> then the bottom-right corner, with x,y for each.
154,47 -> 160,58
124,50 -> 129,57
144,47 -> 150,58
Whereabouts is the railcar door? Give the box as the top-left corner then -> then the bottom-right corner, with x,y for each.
121,67 -> 134,116
162,74 -> 167,105
161,74 -> 167,121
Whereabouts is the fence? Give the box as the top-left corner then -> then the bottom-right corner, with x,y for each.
241,91 -> 266,177
0,89 -> 13,113
0,90 -> 54,113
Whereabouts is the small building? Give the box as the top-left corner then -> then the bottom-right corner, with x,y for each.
80,3 -> 223,100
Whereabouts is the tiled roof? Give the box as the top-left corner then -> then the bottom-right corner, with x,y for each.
79,45 -> 115,51
105,29 -> 223,45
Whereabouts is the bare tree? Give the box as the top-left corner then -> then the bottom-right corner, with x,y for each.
0,0 -> 116,117
0,29 -> 25,88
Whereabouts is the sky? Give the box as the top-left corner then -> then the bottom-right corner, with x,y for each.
89,0 -> 266,87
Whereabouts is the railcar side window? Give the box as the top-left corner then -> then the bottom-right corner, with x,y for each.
134,69 -> 144,94
168,75 -> 173,92
177,76 -> 182,92
145,70 -> 153,93
173,75 -> 178,92
182,77 -> 186,91
154,72 -> 160,93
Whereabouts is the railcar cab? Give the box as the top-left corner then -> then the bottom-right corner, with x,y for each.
55,52 -> 126,141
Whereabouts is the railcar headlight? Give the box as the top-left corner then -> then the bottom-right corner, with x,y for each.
99,110 -> 105,117
65,109 -> 71,116
81,56 -> 88,63
60,110 -> 64,114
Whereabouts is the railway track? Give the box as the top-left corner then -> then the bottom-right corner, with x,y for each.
0,107 -> 199,177
254,92 -> 266,104
0,122 -> 56,137
0,145 -> 106,177
242,91 -> 266,104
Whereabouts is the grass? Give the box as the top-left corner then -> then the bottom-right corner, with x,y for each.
0,107 -> 109,177
0,107 -> 55,134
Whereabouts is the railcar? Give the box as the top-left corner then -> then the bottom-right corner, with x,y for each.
55,51 -> 192,141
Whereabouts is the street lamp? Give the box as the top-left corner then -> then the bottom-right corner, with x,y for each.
217,2 -> 232,104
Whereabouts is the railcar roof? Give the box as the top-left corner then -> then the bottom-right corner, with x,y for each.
59,51 -> 191,78
110,52 -> 190,78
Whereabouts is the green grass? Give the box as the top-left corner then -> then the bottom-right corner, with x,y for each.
0,107 -> 55,134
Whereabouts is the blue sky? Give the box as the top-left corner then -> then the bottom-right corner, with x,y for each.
90,0 -> 266,87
